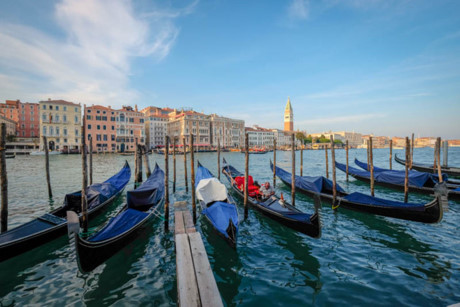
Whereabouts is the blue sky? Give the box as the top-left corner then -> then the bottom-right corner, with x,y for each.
0,0 -> 459,138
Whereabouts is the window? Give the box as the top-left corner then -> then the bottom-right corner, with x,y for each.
96,116 -> 101,120
97,125 -> 100,130
88,124 -> 92,130
50,105 -> 53,110
64,128 -> 67,136
63,115 -> 67,122
88,134 -> 91,140
103,125 -> 106,130
55,115 -> 59,122
75,129 -> 79,136
43,105 -> 46,110
31,131 -> 35,137
111,135 -> 115,141
56,138 -> 60,143
56,106 -> 59,111
87,110 -> 91,113
64,106 -> 67,111
43,126 -> 47,135
75,116 -> 78,123
130,130 -> 133,135
103,135 -> 107,141
64,138 -> 67,143
97,110 -> 100,114
42,114 -> 47,121
50,127 -> 54,135
110,117 -> 115,121
111,126 -> 114,130
140,118 -> 144,123
75,107 -> 78,112
96,134 -> 101,141
56,127 -> 60,135
87,115 -> 91,120
102,116 -> 107,121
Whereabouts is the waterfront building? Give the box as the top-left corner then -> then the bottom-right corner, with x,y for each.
246,125 -> 274,147
0,112 -> 17,137
310,131 -> 363,148
85,105 -> 118,153
415,137 -> 436,147
141,107 -> 172,149
0,100 -> 39,138
209,114 -> 244,148
272,129 -> 292,147
116,106 -> 145,152
39,99 -> 81,152
284,97 -> 294,132
167,109 -> 211,148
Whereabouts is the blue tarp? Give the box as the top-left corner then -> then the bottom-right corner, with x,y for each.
343,192 -> 425,210
64,162 -> 131,211
272,162 -> 345,194
336,161 -> 437,188
354,158 -> 448,182
127,164 -> 164,211
202,202 -> 239,239
88,209 -> 148,242
195,163 -> 214,187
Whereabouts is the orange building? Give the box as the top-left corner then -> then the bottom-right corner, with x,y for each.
116,106 -> 145,152
0,100 -> 39,138
284,97 -> 293,131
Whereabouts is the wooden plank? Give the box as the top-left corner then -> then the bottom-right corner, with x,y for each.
174,201 -> 188,211
176,233 -> 200,307
175,211 -> 186,235
183,210 -> 196,233
188,232 -> 223,307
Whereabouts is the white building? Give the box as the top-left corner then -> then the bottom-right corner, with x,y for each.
272,129 -> 292,147
145,115 -> 168,149
246,126 -> 274,147
210,114 -> 244,148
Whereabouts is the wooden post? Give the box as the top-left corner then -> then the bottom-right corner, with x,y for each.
325,145 -> 329,179
404,137 -> 410,203
410,133 -> 414,170
143,145 -> 151,178
369,137 -> 374,197
134,138 -> 139,188
437,137 -> 443,182
244,133 -> 249,218
173,137 -> 176,193
331,136 -> 337,208
291,133 -> 296,207
345,140 -> 349,181
217,138 -> 221,181
183,136 -> 188,193
442,140 -> 448,167
43,136 -> 52,198
0,124 -> 8,233
190,134 -> 196,223
389,139 -> 393,170
300,143 -> 303,177
164,136 -> 169,231
273,138 -> 276,188
89,136 -> 93,185
81,120 -> 88,233
137,144 -> 143,184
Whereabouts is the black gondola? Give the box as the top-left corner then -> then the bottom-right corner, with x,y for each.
0,162 -> 131,262
271,161 -> 445,224
222,158 -> 320,238
336,160 -> 460,201
68,163 -> 164,272
395,153 -> 460,178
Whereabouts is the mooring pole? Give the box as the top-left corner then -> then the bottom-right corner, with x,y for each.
143,145 -> 151,178
217,137 -> 221,181
437,137 -> 443,182
89,135 -> 93,185
43,136 -> 52,198
370,137 -> 374,197
404,137 -> 410,203
244,133 -> 249,219
137,143 -> 143,184
164,136 -> 169,231
173,137 -> 176,193
134,138 -> 139,188
367,139 -> 370,170
389,139 -> 393,170
0,124 -> 8,233
410,133 -> 415,170
291,133 -> 296,207
331,135 -> 337,208
346,140 -> 349,181
273,138 -> 276,188
325,145 -> 329,179
190,134 -> 196,223
300,143 -> 303,177
81,118 -> 88,233
183,136 -> 188,193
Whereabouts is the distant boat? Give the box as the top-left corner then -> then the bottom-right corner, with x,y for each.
30,151 -> 62,156
395,154 -> 460,178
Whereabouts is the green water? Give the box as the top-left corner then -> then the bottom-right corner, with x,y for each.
0,148 -> 459,306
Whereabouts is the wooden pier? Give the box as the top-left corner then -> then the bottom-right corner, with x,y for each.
174,201 -> 223,307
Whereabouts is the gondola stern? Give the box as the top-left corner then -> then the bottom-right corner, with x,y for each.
226,219 -> 238,247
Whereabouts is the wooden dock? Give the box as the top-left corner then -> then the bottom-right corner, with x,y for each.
174,201 -> 223,307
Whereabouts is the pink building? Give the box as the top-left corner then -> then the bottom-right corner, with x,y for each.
0,100 -> 39,138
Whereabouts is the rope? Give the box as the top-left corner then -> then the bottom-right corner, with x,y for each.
332,198 -> 341,210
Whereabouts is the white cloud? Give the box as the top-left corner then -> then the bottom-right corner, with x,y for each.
0,0 -> 191,106
287,0 -> 310,20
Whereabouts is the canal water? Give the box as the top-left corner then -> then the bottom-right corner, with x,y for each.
0,147 -> 459,306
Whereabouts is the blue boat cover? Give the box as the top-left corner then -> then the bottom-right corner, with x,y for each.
272,163 -> 345,193
343,192 -> 425,211
64,162 -> 131,211
354,159 -> 448,182
127,164 -> 164,211
88,209 -> 149,241
202,202 -> 239,239
336,161 -> 438,188
195,163 -> 214,187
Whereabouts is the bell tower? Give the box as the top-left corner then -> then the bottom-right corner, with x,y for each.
284,97 -> 293,131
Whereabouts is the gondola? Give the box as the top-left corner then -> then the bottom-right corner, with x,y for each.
222,158 -> 320,238
395,153 -> 460,178
335,161 -> 460,200
354,158 -> 459,186
195,162 -> 238,245
0,162 -> 131,262
271,162 -> 445,223
69,163 -> 164,272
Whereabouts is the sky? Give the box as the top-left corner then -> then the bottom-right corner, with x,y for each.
0,0 -> 459,138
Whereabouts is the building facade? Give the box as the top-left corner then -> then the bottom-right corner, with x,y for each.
167,110 -> 211,147
209,114 -> 244,148
0,100 -> 39,138
272,129 -> 292,147
116,106 -> 145,152
85,105 -> 118,152
0,113 -> 17,137
39,99 -> 81,152
141,107 -> 172,149
284,97 -> 293,132
246,126 -> 274,147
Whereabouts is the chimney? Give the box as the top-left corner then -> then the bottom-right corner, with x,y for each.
135,104 -> 138,112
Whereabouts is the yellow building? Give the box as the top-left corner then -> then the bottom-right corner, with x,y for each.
39,99 -> 81,152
